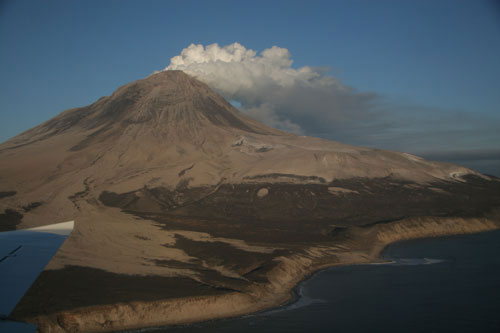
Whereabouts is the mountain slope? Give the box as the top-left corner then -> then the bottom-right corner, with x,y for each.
0,70 -> 484,228
1,70 -> 500,332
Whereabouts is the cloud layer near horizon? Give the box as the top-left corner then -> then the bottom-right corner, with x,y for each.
164,42 -> 381,136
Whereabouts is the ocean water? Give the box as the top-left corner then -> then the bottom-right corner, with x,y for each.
144,230 -> 500,332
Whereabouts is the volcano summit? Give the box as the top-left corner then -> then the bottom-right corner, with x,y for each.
1,71 -> 499,332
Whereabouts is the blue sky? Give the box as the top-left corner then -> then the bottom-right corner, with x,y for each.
1,0 -> 499,174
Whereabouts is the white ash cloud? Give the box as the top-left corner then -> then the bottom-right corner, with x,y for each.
163,42 -> 381,136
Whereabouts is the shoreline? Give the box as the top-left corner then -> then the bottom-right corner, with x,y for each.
26,216 -> 500,332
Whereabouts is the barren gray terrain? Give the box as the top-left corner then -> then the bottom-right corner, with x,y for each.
1,71 -> 499,332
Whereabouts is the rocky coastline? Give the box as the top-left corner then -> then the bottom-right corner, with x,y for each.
25,216 -> 499,332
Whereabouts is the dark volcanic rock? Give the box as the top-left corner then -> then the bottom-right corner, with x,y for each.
100,175 -> 500,243
0,191 -> 16,199
0,209 -> 23,231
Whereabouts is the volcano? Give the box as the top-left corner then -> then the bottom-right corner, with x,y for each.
1,71 -> 499,332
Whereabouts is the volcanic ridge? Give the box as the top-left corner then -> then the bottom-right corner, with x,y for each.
1,70 -> 499,332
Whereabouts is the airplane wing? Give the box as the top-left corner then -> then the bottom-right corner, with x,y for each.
0,221 -> 74,332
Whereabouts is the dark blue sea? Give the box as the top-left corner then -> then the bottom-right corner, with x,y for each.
144,230 -> 500,332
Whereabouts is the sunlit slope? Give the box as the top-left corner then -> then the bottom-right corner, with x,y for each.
0,71 -> 480,228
